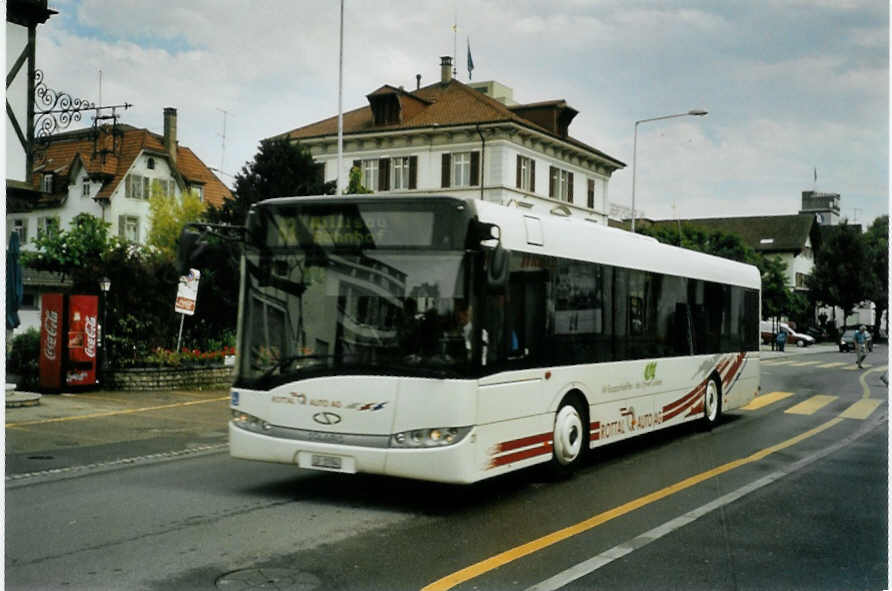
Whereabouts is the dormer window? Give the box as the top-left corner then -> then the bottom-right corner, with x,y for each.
41,173 -> 54,193
368,94 -> 401,126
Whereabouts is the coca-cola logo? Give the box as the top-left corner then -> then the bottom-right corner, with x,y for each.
44,310 -> 59,361
84,316 -> 97,359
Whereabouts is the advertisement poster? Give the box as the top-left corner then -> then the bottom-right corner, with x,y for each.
175,268 -> 200,316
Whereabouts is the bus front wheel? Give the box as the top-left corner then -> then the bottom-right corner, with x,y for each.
703,376 -> 722,429
548,397 -> 588,477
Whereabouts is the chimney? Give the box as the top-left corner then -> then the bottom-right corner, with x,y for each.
163,107 -> 177,165
440,56 -> 453,84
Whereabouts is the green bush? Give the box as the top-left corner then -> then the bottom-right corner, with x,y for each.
7,328 -> 40,389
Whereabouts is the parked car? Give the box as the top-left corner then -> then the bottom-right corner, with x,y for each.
760,320 -> 815,347
839,329 -> 873,353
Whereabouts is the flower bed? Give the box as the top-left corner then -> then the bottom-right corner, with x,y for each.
104,347 -> 237,391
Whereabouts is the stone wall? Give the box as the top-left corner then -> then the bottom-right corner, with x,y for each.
104,366 -> 234,391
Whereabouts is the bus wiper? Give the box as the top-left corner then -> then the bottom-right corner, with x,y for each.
260,354 -> 338,378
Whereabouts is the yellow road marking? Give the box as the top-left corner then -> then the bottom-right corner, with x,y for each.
785,395 -> 837,415
5,396 -> 230,428
844,364 -> 872,371
763,360 -> 794,366
65,394 -> 130,403
420,417 -> 844,591
817,362 -> 846,368
741,391 -> 794,411
839,399 -> 883,420
788,361 -> 821,367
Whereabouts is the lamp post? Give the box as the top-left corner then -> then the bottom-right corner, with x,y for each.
99,277 -> 111,383
631,109 -> 708,233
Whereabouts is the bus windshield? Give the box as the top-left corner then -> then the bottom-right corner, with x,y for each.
237,247 -> 476,387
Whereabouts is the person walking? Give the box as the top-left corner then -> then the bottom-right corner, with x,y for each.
854,325 -> 869,368
775,328 -> 786,352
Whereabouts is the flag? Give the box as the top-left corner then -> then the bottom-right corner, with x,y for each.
467,37 -> 474,80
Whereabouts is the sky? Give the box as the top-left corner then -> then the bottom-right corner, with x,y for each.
34,0 -> 889,226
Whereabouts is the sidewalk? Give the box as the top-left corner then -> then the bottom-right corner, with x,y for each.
5,387 -> 231,480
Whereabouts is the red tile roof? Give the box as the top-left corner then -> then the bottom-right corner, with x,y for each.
278,79 -> 625,168
31,124 -> 232,208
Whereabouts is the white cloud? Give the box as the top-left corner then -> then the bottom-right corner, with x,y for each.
36,0 -> 887,226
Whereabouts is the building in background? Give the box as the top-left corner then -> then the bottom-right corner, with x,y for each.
6,108 -> 232,335
274,56 -> 625,224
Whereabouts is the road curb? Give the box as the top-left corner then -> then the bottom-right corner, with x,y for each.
5,442 -> 229,488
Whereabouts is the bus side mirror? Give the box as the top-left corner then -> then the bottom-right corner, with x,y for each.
176,228 -> 208,276
486,244 -> 510,291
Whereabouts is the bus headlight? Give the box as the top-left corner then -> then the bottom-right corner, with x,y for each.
390,426 -> 471,448
231,410 -> 272,433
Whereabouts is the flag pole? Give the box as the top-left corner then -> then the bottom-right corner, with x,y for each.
336,0 -> 345,195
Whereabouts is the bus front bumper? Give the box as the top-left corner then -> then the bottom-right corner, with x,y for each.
229,422 -> 481,484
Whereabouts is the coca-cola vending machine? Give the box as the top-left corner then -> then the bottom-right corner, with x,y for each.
39,293 -> 99,390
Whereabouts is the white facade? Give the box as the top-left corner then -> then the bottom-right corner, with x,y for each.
7,150 -> 187,253
7,149 -> 197,337
308,124 -> 614,224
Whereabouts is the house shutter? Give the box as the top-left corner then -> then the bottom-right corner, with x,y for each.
549,166 -> 556,198
587,179 -> 595,209
516,155 -> 522,189
378,158 -> 390,191
409,156 -> 418,189
143,176 -> 150,200
125,175 -> 132,199
118,215 -> 126,238
470,151 -> 480,186
567,172 -> 574,204
441,153 -> 451,188
530,160 -> 536,193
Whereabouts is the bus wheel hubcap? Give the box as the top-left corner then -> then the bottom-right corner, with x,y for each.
705,381 -> 718,421
554,405 -> 583,465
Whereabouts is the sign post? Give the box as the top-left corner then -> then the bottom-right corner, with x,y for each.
174,269 -> 200,351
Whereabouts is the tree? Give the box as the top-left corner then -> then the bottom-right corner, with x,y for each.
760,255 -> 791,321
864,215 -> 888,337
147,183 -> 206,259
346,165 -> 372,194
638,223 -> 761,267
205,137 -> 335,227
806,221 -> 871,325
21,213 -> 111,291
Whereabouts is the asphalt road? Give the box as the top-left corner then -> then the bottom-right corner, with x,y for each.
5,345 -> 888,590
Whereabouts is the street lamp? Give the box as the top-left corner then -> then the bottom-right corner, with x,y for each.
631,109 -> 708,233
99,277 -> 111,383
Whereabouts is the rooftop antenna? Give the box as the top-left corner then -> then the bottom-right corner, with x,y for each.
98,69 -> 102,107
217,107 -> 232,174
851,208 -> 862,223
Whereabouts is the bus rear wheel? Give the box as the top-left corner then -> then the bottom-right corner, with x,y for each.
703,376 -> 722,429
548,397 -> 588,477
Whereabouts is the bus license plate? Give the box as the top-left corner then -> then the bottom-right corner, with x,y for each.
311,454 -> 342,470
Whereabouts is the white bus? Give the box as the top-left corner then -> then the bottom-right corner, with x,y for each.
226,195 -> 760,483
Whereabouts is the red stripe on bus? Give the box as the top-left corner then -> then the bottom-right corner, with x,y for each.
490,443 -> 553,468
662,381 -> 705,415
590,421 -> 601,440
496,432 -> 552,454
663,383 -> 705,421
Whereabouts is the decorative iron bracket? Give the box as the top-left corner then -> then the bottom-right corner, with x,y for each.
32,68 -> 132,168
